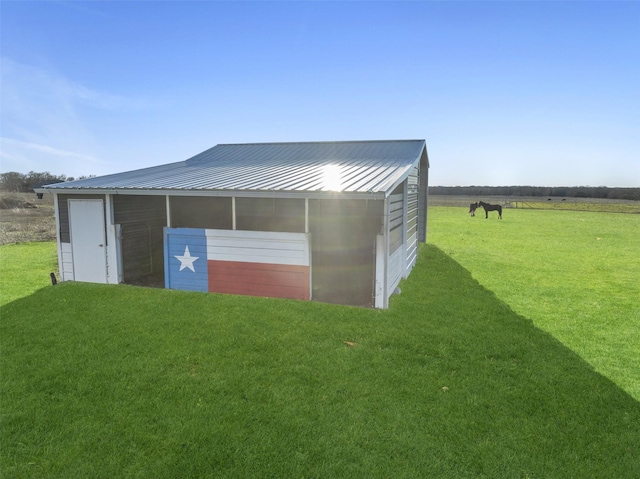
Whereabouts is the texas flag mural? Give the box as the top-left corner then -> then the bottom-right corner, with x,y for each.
164,228 -> 311,300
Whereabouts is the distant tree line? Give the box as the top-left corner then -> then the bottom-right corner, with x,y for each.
0,171 -> 94,192
428,186 -> 640,201
2,171 -> 638,201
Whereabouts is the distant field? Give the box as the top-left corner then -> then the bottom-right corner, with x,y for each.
430,194 -> 640,213
0,192 -> 55,245
512,200 -> 640,213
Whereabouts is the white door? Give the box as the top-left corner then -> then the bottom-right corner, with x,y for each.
69,199 -> 108,283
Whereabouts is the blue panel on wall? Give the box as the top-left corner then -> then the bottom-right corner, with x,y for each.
164,228 -> 208,292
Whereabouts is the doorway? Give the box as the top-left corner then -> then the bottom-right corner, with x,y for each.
69,199 -> 107,283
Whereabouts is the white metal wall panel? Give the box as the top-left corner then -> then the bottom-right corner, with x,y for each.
387,247 -> 404,297
375,234 -> 385,308
205,230 -> 310,266
60,242 -> 74,281
406,232 -> 418,273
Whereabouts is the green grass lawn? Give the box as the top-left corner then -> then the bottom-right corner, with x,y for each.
428,206 -> 640,400
1,214 -> 639,478
512,201 -> 640,213
0,241 -> 58,305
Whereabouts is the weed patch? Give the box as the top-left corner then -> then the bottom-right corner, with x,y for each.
0,193 -> 56,245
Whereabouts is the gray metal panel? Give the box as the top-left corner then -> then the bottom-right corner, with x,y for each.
41,140 -> 427,196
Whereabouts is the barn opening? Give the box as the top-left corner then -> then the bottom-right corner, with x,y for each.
112,195 -> 166,287
170,196 -> 232,229
308,198 -> 383,307
235,198 -> 305,232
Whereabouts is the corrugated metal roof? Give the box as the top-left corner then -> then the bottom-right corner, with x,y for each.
42,140 -> 427,197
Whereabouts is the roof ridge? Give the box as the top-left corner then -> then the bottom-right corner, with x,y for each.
217,139 -> 425,147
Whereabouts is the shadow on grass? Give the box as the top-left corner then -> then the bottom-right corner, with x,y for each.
1,244 -> 639,478
386,244 -> 640,475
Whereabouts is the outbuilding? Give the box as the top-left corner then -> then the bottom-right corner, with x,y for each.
38,140 -> 429,308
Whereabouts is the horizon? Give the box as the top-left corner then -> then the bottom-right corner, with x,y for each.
1,2 -> 639,187
3,170 -> 637,192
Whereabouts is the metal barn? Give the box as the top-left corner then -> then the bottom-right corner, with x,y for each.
38,140 -> 429,308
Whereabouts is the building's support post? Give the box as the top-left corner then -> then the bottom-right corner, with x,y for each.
305,198 -> 309,233
382,196 -> 390,308
232,197 -> 237,230
374,234 -> 385,308
402,179 -> 409,278
104,194 -> 121,284
53,193 -> 63,281
419,154 -> 429,243
165,195 -> 171,227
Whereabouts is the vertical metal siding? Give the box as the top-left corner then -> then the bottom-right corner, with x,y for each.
406,165 -> 420,268
418,152 -> 429,243
388,193 -> 404,253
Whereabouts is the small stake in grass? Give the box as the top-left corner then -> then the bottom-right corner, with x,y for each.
50,272 -> 57,285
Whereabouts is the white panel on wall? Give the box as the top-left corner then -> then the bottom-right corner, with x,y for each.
406,232 -> 418,275
387,247 -> 404,297
375,235 -> 385,309
205,229 -> 310,266
60,242 -> 74,281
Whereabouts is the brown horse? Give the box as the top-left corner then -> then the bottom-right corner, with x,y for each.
469,202 -> 479,217
478,201 -> 502,219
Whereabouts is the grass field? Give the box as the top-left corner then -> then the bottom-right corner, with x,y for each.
1,207 -> 639,478
511,200 -> 640,214
430,194 -> 640,214
0,242 -> 58,305
428,206 -> 640,400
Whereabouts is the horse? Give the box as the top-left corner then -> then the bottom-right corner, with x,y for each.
468,202 -> 478,217
478,201 -> 502,219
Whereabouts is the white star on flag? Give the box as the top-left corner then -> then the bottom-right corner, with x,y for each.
175,245 -> 199,272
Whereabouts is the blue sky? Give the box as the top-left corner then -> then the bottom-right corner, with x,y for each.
1,1 -> 638,187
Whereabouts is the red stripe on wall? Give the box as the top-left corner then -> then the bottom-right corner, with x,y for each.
208,260 -> 310,300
